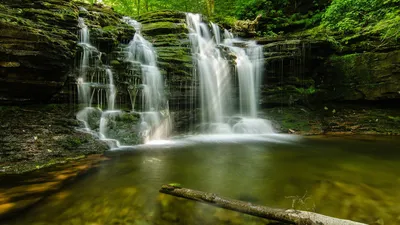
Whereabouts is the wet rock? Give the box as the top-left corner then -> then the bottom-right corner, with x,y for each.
0,104 -> 108,174
259,39 -> 332,106
0,0 -> 79,103
137,10 -> 194,131
320,51 -> 400,101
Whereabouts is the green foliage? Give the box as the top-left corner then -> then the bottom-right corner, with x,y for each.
72,0 -> 399,45
295,86 -> 316,95
322,0 -> 400,41
235,0 -> 289,20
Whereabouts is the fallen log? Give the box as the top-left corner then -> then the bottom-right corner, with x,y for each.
159,184 -> 367,225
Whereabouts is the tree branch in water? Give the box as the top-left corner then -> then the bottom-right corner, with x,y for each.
159,184 -> 367,225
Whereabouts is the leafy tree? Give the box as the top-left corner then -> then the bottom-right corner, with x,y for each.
322,0 -> 400,41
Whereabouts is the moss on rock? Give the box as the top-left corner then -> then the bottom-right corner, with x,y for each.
320,51 -> 400,101
0,0 -> 79,103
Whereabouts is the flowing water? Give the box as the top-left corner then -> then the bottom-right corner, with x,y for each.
186,14 -> 269,134
8,12 -> 398,225
3,136 -> 400,225
76,16 -> 170,146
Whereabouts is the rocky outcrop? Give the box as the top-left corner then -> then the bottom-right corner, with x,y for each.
0,104 -> 108,174
256,35 -> 400,135
232,14 -> 262,37
0,0 -> 79,103
137,11 -> 196,131
257,38 -> 333,106
0,1 -> 138,173
77,3 -> 135,52
320,51 -> 400,101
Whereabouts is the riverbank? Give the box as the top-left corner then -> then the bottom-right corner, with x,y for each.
0,104 -> 108,174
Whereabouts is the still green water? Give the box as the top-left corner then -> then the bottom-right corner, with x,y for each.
4,135 -> 400,225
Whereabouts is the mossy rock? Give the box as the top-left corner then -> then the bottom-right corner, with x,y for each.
142,22 -> 187,36
320,50 -> 400,101
137,10 -> 186,24
0,0 -> 79,103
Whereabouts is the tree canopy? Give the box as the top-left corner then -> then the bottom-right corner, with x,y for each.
76,0 -> 400,43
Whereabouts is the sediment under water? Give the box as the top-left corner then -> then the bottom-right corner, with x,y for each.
2,136 -> 400,225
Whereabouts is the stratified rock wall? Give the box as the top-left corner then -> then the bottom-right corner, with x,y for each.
321,51 -> 400,101
137,11 -> 196,131
0,0 -> 79,103
257,38 -> 332,106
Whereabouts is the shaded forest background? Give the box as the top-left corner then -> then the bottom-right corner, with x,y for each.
75,0 -> 400,44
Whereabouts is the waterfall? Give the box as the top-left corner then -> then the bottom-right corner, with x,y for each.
76,16 -> 121,147
123,17 -> 171,143
225,40 -> 263,117
106,68 -> 116,110
186,13 -> 273,134
186,14 -> 232,125
76,15 -> 170,147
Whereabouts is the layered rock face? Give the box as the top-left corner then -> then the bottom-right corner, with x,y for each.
0,1 -> 136,173
0,0 -> 399,149
137,11 -> 196,131
322,51 -> 400,101
254,35 -> 400,134
0,0 -> 79,103
258,39 -> 333,106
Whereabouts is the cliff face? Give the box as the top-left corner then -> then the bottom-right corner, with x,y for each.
0,0 -> 399,173
137,11 -> 196,131
322,51 -> 400,101
0,1 -> 136,173
0,0 -> 79,103
253,14 -> 400,135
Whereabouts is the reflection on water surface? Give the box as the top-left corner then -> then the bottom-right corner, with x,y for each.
3,135 -> 400,225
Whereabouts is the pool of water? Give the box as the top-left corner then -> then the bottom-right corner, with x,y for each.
3,135 -> 400,225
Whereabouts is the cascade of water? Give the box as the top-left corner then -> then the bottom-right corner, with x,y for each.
76,15 -> 171,146
224,40 -> 263,117
186,13 -> 273,134
77,17 -> 92,106
106,68 -> 116,110
76,17 -> 121,147
186,13 -> 232,125
211,23 -> 221,45
123,16 -> 171,142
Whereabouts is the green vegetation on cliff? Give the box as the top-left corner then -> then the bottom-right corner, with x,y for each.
73,0 -> 399,48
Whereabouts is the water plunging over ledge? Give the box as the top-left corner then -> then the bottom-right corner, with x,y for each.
76,15 -> 171,147
76,12 -> 286,148
186,13 -> 273,134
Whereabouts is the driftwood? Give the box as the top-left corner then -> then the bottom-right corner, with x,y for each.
159,184 -> 367,225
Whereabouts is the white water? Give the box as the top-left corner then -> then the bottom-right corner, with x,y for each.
76,16 -> 170,147
123,17 -> 171,142
77,17 -> 120,146
106,68 -> 116,110
186,13 -> 272,134
225,40 -> 263,117
187,14 -> 232,124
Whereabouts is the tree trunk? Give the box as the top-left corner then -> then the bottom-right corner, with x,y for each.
159,185 -> 367,225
